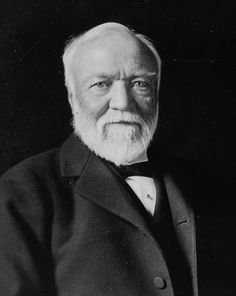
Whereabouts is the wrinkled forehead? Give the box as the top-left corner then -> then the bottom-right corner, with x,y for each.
72,31 -> 158,74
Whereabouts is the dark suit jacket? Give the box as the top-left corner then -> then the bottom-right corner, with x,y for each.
0,134 -> 234,296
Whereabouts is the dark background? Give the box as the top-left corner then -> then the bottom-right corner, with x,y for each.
0,0 -> 235,195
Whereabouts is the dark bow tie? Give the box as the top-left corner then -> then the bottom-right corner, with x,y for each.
114,162 -> 154,178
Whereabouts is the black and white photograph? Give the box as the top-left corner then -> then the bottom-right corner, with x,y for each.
0,1 -> 235,295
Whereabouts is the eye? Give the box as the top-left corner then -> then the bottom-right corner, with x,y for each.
90,81 -> 111,89
131,80 -> 150,90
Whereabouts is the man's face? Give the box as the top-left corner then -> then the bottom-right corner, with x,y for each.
69,33 -> 159,165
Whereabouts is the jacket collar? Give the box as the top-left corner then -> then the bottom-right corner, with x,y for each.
60,134 -> 195,227
60,134 -> 155,240
60,133 -> 91,177
60,134 -> 197,292
60,134 -> 194,242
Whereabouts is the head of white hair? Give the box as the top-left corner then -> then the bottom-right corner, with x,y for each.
62,22 -> 162,100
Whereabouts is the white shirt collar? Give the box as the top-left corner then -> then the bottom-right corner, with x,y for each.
127,150 -> 148,165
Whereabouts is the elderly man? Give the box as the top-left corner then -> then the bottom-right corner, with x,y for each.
0,22 -> 233,296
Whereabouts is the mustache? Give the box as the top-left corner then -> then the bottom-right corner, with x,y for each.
97,111 -> 144,127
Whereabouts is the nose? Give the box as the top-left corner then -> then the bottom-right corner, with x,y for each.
109,81 -> 134,111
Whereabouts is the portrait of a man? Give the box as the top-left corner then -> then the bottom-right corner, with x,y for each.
0,2 -> 235,296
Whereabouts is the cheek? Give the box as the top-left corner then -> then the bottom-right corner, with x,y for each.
75,89 -> 110,120
135,95 -> 156,114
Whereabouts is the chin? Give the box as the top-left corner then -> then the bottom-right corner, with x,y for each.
72,109 -> 157,166
90,133 -> 148,167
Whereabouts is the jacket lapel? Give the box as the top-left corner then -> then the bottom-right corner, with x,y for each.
76,149 -> 198,296
74,152 -> 155,242
163,172 -> 198,296
60,135 -> 198,294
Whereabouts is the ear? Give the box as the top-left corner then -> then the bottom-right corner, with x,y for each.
68,90 -> 74,109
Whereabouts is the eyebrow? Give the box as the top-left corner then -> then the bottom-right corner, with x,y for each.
130,71 -> 158,78
84,71 -> 158,83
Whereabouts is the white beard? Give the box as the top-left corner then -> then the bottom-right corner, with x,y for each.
72,106 -> 158,166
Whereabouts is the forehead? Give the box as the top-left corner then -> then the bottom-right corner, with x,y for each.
71,33 -> 157,78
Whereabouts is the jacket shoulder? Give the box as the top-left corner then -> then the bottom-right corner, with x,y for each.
1,147 -> 60,183
162,155 -> 215,181
162,155 -> 223,204
0,147 -> 63,215
0,149 -> 59,295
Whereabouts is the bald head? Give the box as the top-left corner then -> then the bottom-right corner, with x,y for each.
62,22 -> 161,97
